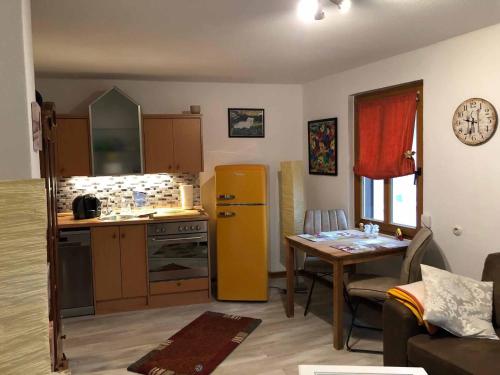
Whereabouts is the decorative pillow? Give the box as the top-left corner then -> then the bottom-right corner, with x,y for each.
421,264 -> 498,340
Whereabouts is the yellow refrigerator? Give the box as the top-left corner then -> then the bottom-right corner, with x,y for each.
215,164 -> 268,301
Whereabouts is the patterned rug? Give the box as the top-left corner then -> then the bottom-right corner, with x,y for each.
128,311 -> 261,375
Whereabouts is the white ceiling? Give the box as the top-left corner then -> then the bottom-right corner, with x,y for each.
31,0 -> 500,84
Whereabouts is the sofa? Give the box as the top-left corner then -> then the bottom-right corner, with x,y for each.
383,252 -> 500,375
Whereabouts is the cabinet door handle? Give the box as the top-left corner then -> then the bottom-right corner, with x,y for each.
112,234 -> 117,239
218,194 -> 235,200
176,282 -> 181,287
218,211 -> 236,218
121,233 -> 125,239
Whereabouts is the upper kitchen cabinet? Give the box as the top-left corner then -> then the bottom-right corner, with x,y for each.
142,117 -> 175,173
56,116 -> 92,177
143,115 -> 203,174
89,87 -> 143,176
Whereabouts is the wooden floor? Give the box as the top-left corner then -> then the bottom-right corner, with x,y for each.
62,278 -> 383,374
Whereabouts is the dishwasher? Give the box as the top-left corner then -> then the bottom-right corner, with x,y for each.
58,229 -> 95,318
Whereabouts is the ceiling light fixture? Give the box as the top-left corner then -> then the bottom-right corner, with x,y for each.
334,0 -> 352,14
297,0 -> 352,22
297,0 -> 323,22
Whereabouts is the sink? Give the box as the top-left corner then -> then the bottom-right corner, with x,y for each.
99,214 -> 136,222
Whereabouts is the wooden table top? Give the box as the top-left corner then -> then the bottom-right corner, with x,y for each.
286,230 -> 410,264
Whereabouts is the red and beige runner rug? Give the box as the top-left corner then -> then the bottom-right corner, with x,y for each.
128,311 -> 261,375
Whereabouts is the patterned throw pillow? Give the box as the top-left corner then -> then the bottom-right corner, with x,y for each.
421,264 -> 498,340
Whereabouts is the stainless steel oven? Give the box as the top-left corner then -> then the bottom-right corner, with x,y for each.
147,221 -> 208,283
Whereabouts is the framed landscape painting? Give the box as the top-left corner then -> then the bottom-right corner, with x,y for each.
228,108 -> 265,138
308,118 -> 338,176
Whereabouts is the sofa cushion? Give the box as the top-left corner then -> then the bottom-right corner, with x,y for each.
408,330 -> 500,375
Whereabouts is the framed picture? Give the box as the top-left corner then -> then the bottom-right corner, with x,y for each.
228,108 -> 265,138
308,117 -> 337,176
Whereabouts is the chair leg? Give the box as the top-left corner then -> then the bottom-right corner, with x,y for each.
346,299 -> 383,355
343,283 -> 354,314
304,274 -> 316,316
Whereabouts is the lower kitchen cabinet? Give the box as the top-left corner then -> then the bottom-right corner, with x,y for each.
91,225 -> 147,313
119,225 -> 148,298
87,219 -> 211,315
91,226 -> 122,301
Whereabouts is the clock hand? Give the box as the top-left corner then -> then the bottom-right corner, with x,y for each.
464,116 -> 472,135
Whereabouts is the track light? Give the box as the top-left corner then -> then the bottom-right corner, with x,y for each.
297,0 -> 351,22
297,0 -> 322,22
336,0 -> 352,14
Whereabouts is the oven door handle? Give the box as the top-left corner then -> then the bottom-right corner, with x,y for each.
151,236 -> 205,242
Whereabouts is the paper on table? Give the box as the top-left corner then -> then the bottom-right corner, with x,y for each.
335,243 -> 377,254
298,230 -> 364,242
354,238 -> 384,245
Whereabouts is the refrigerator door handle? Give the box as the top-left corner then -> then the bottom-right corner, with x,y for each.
217,194 -> 235,200
218,211 -> 236,218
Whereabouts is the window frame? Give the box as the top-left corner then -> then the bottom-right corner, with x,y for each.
354,80 -> 424,238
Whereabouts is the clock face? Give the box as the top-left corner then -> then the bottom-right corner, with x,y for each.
452,98 -> 498,146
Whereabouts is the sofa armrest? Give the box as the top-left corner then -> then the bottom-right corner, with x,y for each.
383,299 -> 426,367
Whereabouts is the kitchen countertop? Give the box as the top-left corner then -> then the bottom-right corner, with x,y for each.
57,208 -> 209,229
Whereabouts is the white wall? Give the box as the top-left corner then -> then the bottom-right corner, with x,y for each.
35,78 -> 303,271
303,23 -> 500,279
0,0 -> 39,179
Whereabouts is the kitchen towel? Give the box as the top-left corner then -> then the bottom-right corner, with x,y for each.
180,184 -> 194,209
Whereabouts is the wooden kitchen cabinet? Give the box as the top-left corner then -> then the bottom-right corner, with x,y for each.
56,116 -> 92,177
143,115 -> 203,174
172,118 -> 203,173
120,225 -> 148,298
91,224 -> 147,304
142,117 -> 175,173
91,226 -> 122,301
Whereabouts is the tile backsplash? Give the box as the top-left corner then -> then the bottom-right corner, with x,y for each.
57,173 -> 201,213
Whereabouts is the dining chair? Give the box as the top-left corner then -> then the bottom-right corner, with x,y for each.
302,208 -> 348,316
344,226 -> 433,354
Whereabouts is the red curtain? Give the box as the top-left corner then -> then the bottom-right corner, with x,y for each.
353,91 -> 417,180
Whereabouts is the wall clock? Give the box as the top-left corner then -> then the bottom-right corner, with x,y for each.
452,98 -> 498,146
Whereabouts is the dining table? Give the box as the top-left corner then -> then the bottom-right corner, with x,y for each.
285,230 -> 410,350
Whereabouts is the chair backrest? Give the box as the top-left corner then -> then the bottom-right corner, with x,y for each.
399,227 -> 433,284
303,209 -> 348,235
482,252 -> 500,327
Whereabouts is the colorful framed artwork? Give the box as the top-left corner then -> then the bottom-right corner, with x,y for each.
228,108 -> 265,138
308,117 -> 337,176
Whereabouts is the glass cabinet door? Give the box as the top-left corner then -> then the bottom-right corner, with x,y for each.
89,87 -> 143,176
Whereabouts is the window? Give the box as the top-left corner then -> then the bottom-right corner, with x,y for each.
354,81 -> 423,237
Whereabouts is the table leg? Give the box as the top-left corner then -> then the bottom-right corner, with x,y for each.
333,260 -> 344,350
286,239 -> 295,318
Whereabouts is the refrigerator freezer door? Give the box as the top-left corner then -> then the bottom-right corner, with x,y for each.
216,205 -> 268,301
215,164 -> 267,204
